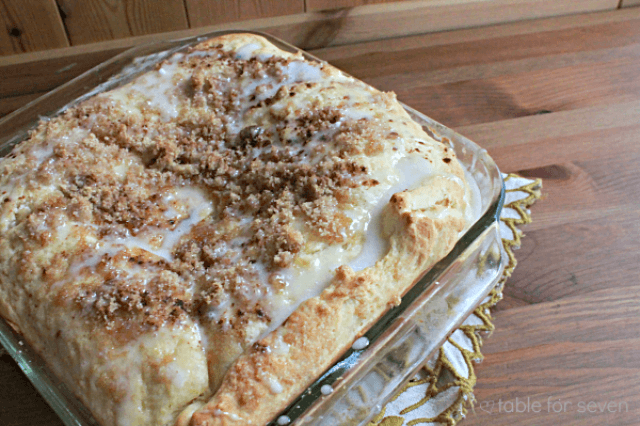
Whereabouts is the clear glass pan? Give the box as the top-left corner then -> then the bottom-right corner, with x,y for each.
0,30 -> 505,426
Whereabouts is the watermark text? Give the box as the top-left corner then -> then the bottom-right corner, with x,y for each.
477,397 -> 629,415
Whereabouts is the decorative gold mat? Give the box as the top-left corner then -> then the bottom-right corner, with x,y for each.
368,173 -> 542,426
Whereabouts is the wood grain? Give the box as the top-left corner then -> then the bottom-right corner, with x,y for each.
466,287 -> 640,425
0,93 -> 40,118
56,0 -> 189,45
0,0 -> 622,60
306,0 -> 411,12
2,9 -> 640,425
313,6 -> 640,61
185,0 -> 304,27
319,17 -> 640,81
0,3 -> 633,114
0,48 -> 123,99
0,0 -> 69,56
289,0 -> 621,50
460,103 -> 640,171
321,23 -> 640,127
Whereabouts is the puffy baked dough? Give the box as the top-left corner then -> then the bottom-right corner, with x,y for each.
184,34 -> 468,426
0,33 -> 471,426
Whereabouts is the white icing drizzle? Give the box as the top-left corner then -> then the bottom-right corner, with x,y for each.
128,188 -> 210,259
321,384 -> 334,395
101,59 -> 191,120
185,50 -> 220,59
348,154 -> 433,272
69,186 -> 213,276
268,377 -> 284,394
212,408 -> 242,421
270,333 -> 291,355
234,42 -> 262,60
352,336 -> 370,350
283,60 -> 324,82
242,60 -> 324,105
461,168 -> 483,234
276,415 -> 291,425
256,52 -> 274,62
133,61 -> 184,119
29,143 -> 54,165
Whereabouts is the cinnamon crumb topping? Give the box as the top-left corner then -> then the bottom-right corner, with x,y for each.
0,40 -> 454,341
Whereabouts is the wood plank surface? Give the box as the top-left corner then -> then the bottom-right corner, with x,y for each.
0,48 -> 125,100
296,0 -> 622,50
1,7 -> 640,426
0,0 -> 69,56
0,93 -> 41,118
468,287 -> 640,425
185,0 -> 304,27
0,7 -> 627,111
0,0 -> 621,60
56,0 -> 189,45
306,0 -> 412,11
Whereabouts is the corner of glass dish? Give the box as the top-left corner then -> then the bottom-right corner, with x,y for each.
267,106 -> 505,425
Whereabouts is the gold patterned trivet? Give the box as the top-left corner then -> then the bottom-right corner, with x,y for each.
368,173 -> 542,426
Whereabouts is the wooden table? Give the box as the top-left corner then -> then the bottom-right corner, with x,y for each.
1,8 -> 639,426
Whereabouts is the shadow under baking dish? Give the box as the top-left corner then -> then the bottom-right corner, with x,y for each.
0,30 -> 505,426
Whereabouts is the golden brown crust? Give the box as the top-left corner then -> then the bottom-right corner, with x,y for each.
181,35 -> 469,426
0,33 -> 470,426
187,163 -> 466,426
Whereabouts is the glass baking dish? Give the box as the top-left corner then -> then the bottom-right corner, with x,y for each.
0,31 -> 505,426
